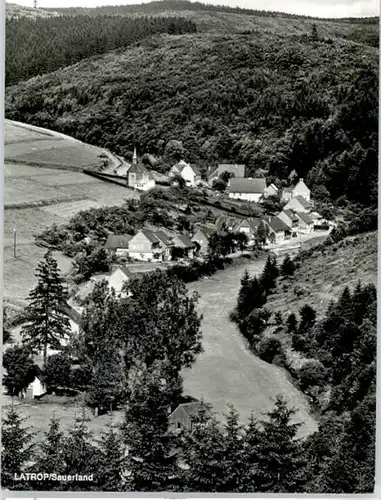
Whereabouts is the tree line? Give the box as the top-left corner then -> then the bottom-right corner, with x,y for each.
6,15 -> 197,86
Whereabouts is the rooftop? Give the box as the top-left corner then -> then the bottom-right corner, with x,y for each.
104,234 -> 133,249
227,178 -> 267,194
267,216 -> 290,232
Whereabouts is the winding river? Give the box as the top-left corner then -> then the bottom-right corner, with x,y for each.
183,254 -> 318,438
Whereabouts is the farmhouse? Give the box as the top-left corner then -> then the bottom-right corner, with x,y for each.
263,216 -> 290,244
263,183 -> 279,198
227,178 -> 267,202
295,212 -> 315,234
208,163 -> 245,185
155,231 -> 174,260
284,195 -> 312,213
281,179 -> 311,202
234,218 -> 262,240
277,209 -> 300,233
168,401 -> 212,432
171,233 -> 196,258
170,160 -> 201,187
192,227 -> 214,255
104,234 -> 133,257
128,229 -> 166,261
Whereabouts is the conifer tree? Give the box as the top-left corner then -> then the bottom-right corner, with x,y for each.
280,254 -> 295,277
182,404 -> 226,492
256,395 -> 305,492
21,251 -> 70,365
32,416 -> 65,490
122,363 -> 179,491
220,406 -> 246,492
237,269 -> 252,318
242,414 -> 262,491
97,424 -> 124,491
61,407 -> 99,490
3,306 -> 12,344
287,313 -> 298,333
1,406 -> 35,489
260,254 -> 279,293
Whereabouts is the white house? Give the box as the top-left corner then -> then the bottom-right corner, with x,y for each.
277,209 -> 299,233
281,178 -> 311,202
295,212 -> 315,234
22,372 -> 47,400
262,216 -> 291,244
107,265 -> 133,296
227,178 -> 267,202
170,160 -> 201,187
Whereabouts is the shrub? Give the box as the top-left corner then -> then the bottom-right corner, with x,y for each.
257,337 -> 282,363
298,360 -> 326,391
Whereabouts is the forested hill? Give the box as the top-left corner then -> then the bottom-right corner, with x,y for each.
5,3 -> 60,19
6,25 -> 378,209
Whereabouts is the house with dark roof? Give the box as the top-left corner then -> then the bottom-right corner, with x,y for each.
263,216 -> 291,243
227,178 -> 267,202
234,218 -> 262,240
171,233 -> 196,258
191,227 -> 215,255
128,229 -> 165,261
295,212 -> 315,234
168,401 -> 212,432
208,164 -> 245,185
284,195 -> 312,213
277,209 -> 300,233
170,160 -> 201,187
104,234 -> 133,256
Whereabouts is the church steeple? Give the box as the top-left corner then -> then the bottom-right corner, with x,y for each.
132,147 -> 137,165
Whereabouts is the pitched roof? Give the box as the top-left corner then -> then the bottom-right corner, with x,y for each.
267,216 -> 290,233
294,195 -> 311,209
227,178 -> 266,194
111,265 -> 133,278
176,402 -> 212,419
155,231 -> 174,247
104,234 -> 133,249
296,212 -> 314,225
283,186 -> 294,193
283,209 -> 299,221
267,183 -> 278,191
294,179 -> 310,191
196,226 -> 215,237
140,229 -> 161,244
128,163 -> 148,175
175,233 -> 195,248
236,218 -> 262,231
173,161 -> 200,176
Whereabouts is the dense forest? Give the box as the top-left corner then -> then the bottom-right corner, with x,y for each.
5,15 -> 196,86
5,24 -> 378,208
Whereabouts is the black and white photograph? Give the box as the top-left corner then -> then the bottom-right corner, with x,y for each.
1,0 -> 378,494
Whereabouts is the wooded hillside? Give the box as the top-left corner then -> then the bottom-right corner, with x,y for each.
5,25 -> 378,208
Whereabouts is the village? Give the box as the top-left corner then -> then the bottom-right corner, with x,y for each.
4,146 -> 334,413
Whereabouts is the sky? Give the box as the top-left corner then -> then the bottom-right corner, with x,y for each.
9,0 -> 380,17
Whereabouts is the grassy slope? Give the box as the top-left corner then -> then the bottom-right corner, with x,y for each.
268,231 -> 377,321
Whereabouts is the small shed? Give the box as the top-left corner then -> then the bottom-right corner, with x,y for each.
168,401 -> 212,432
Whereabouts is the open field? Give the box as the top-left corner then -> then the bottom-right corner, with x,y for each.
4,120 -> 139,306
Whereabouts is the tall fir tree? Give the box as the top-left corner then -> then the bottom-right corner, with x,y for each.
280,254 -> 295,277
97,424 -> 124,491
32,416 -> 65,490
256,395 -> 305,492
3,344 -> 36,396
1,406 -> 35,489
260,254 -> 279,294
220,406 -> 246,492
21,251 -> 70,365
182,404 -> 226,492
242,414 -> 262,491
237,269 -> 252,318
122,363 -> 179,491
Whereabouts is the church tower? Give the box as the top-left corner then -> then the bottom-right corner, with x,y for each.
132,147 -> 137,165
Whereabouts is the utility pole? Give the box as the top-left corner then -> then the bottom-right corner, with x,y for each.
13,228 -> 17,258
34,0 -> 38,9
